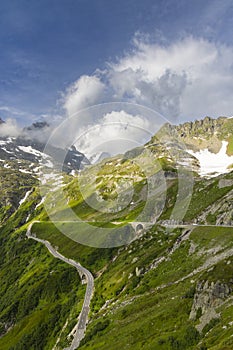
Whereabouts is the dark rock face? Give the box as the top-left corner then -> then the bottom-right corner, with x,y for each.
0,136 -> 90,173
25,121 -> 50,131
189,280 -> 232,331
212,281 -> 231,299
175,116 -> 227,138
0,117 -> 5,124
63,145 -> 90,171
192,280 -> 232,313
168,115 -> 233,155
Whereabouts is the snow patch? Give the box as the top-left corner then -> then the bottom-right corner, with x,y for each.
19,168 -> 32,174
33,166 -> 42,173
0,141 -> 7,146
70,169 -> 78,176
188,141 -> 233,177
0,138 -> 13,146
4,163 -> 10,168
35,197 -> 45,209
18,146 -> 48,159
2,147 -> 14,154
19,189 -> 33,206
43,159 -> 54,168
39,172 -> 64,188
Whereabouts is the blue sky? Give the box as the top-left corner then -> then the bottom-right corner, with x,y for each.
0,0 -> 233,126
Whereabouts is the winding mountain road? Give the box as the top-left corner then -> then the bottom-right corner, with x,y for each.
26,222 -> 94,350
26,221 -> 230,348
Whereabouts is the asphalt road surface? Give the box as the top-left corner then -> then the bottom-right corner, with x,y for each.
26,222 -> 94,350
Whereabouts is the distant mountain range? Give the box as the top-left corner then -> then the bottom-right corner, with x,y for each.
1,116 -> 233,178
0,119 -> 90,176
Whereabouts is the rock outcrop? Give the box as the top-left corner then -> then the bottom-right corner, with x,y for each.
189,280 -> 232,332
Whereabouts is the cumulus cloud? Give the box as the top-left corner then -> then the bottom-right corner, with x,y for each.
109,36 -> 233,121
0,118 -> 21,137
62,35 -> 233,123
59,35 -> 233,158
74,110 -> 152,158
2,34 -> 232,156
62,75 -> 105,116
109,68 -> 187,120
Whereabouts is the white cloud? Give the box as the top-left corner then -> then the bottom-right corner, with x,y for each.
0,118 -> 21,137
63,35 -> 233,124
62,75 -> 105,117
74,110 -> 151,158
109,36 -> 233,121
0,106 -> 20,114
111,36 -> 218,78
59,35 -> 233,158
0,106 -> 14,113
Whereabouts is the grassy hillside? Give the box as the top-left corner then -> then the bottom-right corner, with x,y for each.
77,225 -> 233,350
31,220 -> 233,350
1,163 -> 233,349
0,196 -> 85,350
30,169 -> 233,350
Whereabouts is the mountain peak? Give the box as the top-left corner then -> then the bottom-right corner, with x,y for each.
25,121 -> 50,131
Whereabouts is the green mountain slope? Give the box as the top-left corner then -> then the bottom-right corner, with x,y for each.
0,198 -> 86,350
0,116 -> 233,350
31,173 -> 233,350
